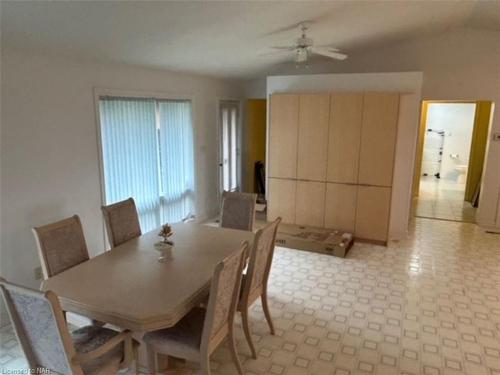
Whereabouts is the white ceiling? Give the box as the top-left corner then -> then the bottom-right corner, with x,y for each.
2,1 -> 499,79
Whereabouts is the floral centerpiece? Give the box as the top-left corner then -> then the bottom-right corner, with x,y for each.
155,224 -> 174,262
158,224 -> 174,246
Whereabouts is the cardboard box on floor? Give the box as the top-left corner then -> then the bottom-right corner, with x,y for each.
209,219 -> 353,258
274,223 -> 353,258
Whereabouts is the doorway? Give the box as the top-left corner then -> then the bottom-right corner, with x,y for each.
413,101 -> 493,223
245,99 -> 267,196
219,100 -> 241,193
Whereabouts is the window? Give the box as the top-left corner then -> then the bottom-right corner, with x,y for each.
98,96 -> 195,232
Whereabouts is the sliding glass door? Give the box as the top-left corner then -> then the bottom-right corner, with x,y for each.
157,100 -> 195,223
98,96 -> 195,232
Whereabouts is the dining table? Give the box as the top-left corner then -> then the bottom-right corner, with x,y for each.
41,222 -> 254,333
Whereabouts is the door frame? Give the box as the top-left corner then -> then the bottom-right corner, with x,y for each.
412,99 -> 494,204
217,99 -> 242,200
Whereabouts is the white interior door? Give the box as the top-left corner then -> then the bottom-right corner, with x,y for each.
219,100 -> 240,193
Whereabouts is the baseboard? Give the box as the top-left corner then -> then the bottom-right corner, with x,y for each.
355,237 -> 387,246
389,230 -> 409,241
478,223 -> 500,234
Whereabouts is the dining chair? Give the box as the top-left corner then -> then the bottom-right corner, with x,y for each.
143,242 -> 249,375
220,191 -> 257,231
238,217 -> 281,359
32,215 -> 90,280
101,197 -> 142,248
0,277 -> 139,375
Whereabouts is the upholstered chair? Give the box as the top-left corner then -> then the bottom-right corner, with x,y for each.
0,278 -> 138,375
32,215 -> 90,280
101,198 -> 142,248
238,218 -> 281,358
143,242 -> 249,375
220,191 -> 257,231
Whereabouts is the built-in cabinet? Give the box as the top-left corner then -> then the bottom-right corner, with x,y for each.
268,178 -> 296,224
324,182 -> 357,233
268,94 -> 299,179
295,181 -> 326,227
327,93 -> 363,184
267,91 -> 400,244
358,93 -> 399,187
297,94 -> 330,181
355,185 -> 392,242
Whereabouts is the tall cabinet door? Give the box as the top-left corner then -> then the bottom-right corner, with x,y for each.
324,183 -> 358,232
297,94 -> 330,181
269,94 -> 299,179
355,186 -> 392,242
295,181 -> 326,227
267,178 -> 296,224
358,93 -> 400,187
327,93 -> 364,184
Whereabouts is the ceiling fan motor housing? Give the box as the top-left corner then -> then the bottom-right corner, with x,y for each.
296,36 -> 313,48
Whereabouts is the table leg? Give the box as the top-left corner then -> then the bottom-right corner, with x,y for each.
156,353 -> 169,371
157,355 -> 189,374
133,332 -> 189,374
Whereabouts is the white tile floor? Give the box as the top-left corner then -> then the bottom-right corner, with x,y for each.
2,217 -> 500,374
414,177 -> 476,223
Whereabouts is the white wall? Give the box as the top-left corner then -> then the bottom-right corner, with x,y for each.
425,103 -> 476,181
0,48 -> 244,314
249,28 -> 500,230
244,79 -> 267,99
266,72 -> 423,240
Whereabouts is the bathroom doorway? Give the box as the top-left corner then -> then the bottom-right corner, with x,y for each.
413,101 -> 493,223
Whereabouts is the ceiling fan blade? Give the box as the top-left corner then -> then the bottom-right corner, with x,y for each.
258,49 -> 294,57
311,47 -> 348,60
315,45 -> 341,52
270,46 -> 296,50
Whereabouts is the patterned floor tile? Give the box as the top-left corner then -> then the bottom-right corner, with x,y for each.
2,218 -> 500,374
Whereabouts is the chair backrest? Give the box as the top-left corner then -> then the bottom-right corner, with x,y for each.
220,191 -> 257,231
0,278 -> 79,374
101,197 -> 142,248
201,242 -> 248,352
32,215 -> 90,279
241,218 -> 281,302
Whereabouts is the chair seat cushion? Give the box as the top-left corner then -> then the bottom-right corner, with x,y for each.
72,326 -> 124,375
73,326 -> 120,351
143,307 -> 206,360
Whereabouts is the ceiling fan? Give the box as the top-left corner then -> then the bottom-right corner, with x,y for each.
268,23 -> 348,64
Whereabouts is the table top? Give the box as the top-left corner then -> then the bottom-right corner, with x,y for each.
41,223 -> 254,332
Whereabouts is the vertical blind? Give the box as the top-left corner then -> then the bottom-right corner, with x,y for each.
99,97 -> 195,232
158,101 -> 195,223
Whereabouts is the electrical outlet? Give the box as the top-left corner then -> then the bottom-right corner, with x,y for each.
34,266 -> 43,280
